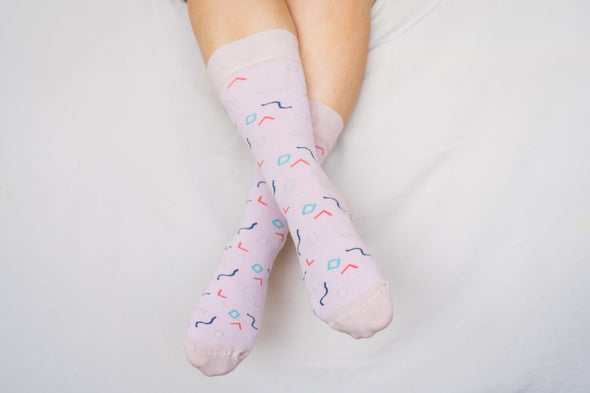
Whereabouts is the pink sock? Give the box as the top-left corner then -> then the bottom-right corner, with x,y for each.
185,28 -> 393,376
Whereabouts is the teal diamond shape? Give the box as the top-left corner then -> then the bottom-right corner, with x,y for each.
246,113 -> 257,125
302,203 -> 317,215
277,153 -> 291,166
228,309 -> 240,319
327,258 -> 341,270
272,219 -> 284,229
251,264 -> 263,273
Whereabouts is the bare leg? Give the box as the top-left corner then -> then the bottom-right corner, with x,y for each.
187,0 -> 373,124
285,0 -> 375,124
187,0 -> 297,66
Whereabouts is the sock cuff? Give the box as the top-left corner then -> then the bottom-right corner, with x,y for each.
206,29 -> 301,94
309,100 -> 345,154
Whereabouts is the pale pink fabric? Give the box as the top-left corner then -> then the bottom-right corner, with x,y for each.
184,29 -> 393,377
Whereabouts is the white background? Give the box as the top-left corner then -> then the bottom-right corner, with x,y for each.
1,0 -> 589,392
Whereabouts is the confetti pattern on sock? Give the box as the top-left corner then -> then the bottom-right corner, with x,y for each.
218,56 -> 392,336
184,30 -> 393,377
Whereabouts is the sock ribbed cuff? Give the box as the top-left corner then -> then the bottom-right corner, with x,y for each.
206,29 -> 301,95
309,100 -> 345,154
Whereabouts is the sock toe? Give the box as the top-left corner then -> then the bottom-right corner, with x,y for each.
324,280 -> 394,339
183,338 -> 248,376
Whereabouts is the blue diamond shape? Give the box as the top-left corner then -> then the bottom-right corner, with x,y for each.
228,309 -> 240,319
272,219 -> 284,229
302,203 -> 317,215
327,258 -> 341,270
277,153 -> 291,166
251,264 -> 263,273
246,113 -> 257,125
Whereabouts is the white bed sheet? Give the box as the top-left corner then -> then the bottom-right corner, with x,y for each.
1,0 -> 589,392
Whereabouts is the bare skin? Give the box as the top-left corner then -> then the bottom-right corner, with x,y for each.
186,0 -> 374,124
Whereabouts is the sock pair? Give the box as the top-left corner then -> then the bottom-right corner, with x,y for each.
184,29 -> 393,376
